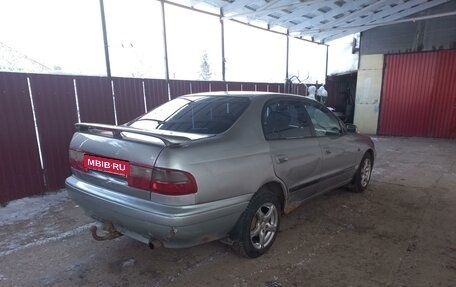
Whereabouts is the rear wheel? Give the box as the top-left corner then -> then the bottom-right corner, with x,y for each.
352,153 -> 373,193
231,188 -> 280,258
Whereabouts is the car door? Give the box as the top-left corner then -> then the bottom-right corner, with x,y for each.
262,98 -> 322,202
304,101 -> 359,192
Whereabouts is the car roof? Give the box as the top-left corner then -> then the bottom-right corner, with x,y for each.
179,91 -> 310,100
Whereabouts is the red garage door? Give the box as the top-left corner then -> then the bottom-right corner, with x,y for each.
379,50 -> 456,138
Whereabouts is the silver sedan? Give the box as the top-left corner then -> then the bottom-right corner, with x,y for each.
66,92 -> 375,258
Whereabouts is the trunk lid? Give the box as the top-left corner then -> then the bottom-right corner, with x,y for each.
69,123 -> 207,200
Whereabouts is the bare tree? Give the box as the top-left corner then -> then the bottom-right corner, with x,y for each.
199,51 -> 212,80
0,42 -> 50,73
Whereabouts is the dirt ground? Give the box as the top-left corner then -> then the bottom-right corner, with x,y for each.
1,137 -> 455,287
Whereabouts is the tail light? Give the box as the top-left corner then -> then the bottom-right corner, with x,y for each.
127,165 -> 197,196
69,149 -> 85,171
69,148 -> 197,196
151,167 -> 197,195
127,164 -> 153,191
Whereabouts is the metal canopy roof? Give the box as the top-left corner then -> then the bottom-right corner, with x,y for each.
192,0 -> 450,43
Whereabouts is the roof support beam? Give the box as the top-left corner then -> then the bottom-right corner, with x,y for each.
99,0 -> 112,78
288,1 -> 360,33
160,0 -> 171,101
269,1 -> 340,28
313,0 -> 429,40
220,9 -> 226,81
221,0 -> 254,15
181,0 -> 452,42
224,0 -> 314,20
315,0 -> 391,32
317,0 -> 449,41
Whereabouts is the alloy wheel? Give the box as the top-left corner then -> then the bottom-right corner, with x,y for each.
250,203 -> 278,250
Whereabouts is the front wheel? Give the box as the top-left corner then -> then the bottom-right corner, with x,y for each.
231,189 -> 280,258
352,153 -> 373,193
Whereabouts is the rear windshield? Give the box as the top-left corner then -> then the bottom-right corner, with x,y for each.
129,96 -> 250,134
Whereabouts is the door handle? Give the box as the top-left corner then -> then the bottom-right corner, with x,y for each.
275,154 -> 288,163
325,149 -> 332,155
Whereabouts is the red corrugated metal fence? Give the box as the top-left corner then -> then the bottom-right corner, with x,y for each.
379,50 -> 456,138
144,79 -> 168,111
75,76 -> 115,124
113,77 -> 145,124
0,73 -> 45,202
29,74 -> 78,190
1,72 -> 303,202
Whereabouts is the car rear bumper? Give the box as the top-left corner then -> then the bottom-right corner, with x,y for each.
65,176 -> 250,248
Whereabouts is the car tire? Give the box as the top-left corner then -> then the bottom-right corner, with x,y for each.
352,152 -> 373,193
231,188 -> 281,258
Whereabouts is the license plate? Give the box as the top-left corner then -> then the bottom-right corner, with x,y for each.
83,154 -> 130,176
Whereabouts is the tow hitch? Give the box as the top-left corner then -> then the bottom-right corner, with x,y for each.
90,222 -> 123,241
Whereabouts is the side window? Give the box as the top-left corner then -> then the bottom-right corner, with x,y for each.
262,100 -> 313,140
304,103 -> 342,137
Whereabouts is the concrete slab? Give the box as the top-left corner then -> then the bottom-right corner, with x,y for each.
0,136 -> 455,287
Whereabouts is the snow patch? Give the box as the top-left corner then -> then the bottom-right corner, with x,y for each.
0,190 -> 69,225
0,222 -> 96,257
372,168 -> 385,175
122,258 -> 135,269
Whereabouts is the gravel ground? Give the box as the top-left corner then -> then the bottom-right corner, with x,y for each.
0,137 -> 455,287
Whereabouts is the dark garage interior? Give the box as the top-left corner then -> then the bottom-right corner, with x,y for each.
0,0 -> 455,286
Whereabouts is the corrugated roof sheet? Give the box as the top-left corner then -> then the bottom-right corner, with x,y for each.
190,0 -> 450,42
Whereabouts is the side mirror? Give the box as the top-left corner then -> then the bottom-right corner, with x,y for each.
345,124 -> 358,133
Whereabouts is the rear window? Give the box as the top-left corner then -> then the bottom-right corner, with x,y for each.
129,96 -> 250,134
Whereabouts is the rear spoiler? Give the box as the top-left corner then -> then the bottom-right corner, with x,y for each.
75,123 -> 189,146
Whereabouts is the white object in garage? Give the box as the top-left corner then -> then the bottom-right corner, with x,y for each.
317,85 -> 328,104
354,54 -> 384,134
307,85 -> 316,100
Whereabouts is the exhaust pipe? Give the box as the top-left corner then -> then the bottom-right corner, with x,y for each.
148,239 -> 162,249
90,223 -> 123,241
